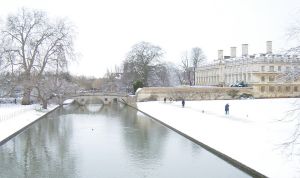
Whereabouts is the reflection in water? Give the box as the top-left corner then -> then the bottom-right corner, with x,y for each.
121,108 -> 168,170
86,104 -> 103,113
0,103 -> 251,178
0,108 -> 76,178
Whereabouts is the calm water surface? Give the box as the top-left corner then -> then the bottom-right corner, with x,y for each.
0,103 -> 251,178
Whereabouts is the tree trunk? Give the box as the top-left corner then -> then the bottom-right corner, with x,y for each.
42,99 -> 47,109
21,88 -> 32,105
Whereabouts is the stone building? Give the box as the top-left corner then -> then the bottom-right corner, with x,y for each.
195,41 -> 300,98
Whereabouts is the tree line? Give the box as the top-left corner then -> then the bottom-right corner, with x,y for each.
0,8 -> 206,108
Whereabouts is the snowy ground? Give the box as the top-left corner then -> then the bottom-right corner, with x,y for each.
0,104 -> 58,144
137,98 -> 300,178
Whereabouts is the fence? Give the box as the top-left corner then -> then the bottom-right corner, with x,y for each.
0,104 -> 37,122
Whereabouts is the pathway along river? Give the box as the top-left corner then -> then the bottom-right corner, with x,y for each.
0,103 -> 251,178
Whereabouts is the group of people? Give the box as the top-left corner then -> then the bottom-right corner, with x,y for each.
164,97 -> 230,115
163,97 -> 185,107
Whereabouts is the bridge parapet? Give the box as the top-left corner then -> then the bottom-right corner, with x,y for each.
65,92 -> 136,106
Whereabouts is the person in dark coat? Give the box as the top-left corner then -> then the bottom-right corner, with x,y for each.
164,97 -> 166,103
182,99 -> 185,108
225,103 -> 229,115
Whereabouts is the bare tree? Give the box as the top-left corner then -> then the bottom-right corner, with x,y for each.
178,48 -> 206,86
122,41 -> 164,88
174,67 -> 185,85
103,69 -> 120,92
0,8 -> 75,105
180,51 -> 192,85
148,63 -> 170,87
278,18 -> 300,155
191,47 -> 205,85
0,38 -> 20,97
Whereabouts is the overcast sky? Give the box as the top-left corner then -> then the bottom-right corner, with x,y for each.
0,0 -> 300,77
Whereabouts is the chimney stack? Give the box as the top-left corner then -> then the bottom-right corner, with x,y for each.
242,44 -> 248,56
230,47 -> 237,58
218,50 -> 223,60
266,41 -> 272,54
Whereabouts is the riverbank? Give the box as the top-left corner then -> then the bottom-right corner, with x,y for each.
0,104 -> 59,145
137,98 -> 300,178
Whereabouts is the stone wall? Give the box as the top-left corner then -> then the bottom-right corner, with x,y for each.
136,87 -> 254,102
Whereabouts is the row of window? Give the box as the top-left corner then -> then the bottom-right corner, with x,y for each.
199,65 -> 295,77
261,65 -> 297,72
261,76 -> 275,82
260,86 -> 298,93
196,76 -> 220,84
196,73 -> 252,84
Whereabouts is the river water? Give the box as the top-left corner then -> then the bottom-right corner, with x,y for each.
0,103 -> 251,178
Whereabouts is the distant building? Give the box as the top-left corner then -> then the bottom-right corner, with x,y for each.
195,41 -> 300,98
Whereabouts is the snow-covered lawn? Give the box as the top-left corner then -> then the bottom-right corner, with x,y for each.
137,98 -> 300,178
0,104 -> 58,144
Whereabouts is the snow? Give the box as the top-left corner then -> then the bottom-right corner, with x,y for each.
0,104 -> 58,144
137,98 -> 300,178
63,99 -> 75,105
135,88 -> 143,94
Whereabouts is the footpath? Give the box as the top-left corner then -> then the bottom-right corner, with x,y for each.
137,99 -> 300,178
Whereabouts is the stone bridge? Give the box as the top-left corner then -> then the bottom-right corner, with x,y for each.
66,92 -> 136,106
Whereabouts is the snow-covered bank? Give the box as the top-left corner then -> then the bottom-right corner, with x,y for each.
0,104 -> 59,144
137,98 -> 300,178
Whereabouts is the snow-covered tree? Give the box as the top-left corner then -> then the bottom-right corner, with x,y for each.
122,41 -> 165,89
179,47 -> 206,86
35,72 -> 76,109
0,8 -> 75,105
280,18 -> 300,154
180,51 -> 192,85
191,47 -> 205,85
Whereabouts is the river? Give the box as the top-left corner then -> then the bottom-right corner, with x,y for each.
0,103 -> 251,178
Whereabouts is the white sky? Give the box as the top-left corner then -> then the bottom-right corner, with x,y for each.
0,0 -> 300,77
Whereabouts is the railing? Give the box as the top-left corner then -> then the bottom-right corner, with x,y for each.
0,104 -> 37,123
69,92 -> 129,98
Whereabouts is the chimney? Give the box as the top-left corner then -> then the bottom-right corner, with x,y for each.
242,44 -> 248,56
218,50 -> 223,60
230,47 -> 236,58
266,41 -> 272,54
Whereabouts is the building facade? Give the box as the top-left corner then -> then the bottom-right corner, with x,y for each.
195,41 -> 300,98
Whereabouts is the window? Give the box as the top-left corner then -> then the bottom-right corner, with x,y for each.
261,76 -> 265,82
261,66 -> 265,72
278,86 -> 282,92
269,76 -> 275,82
286,66 -> 291,71
286,86 -> 291,92
269,66 -> 274,72
294,86 -> 298,92
278,66 -> 281,71
269,86 -> 275,92
261,86 -> 265,92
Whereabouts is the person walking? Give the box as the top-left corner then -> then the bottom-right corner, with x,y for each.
225,103 -> 229,115
164,97 -> 166,103
182,99 -> 185,108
